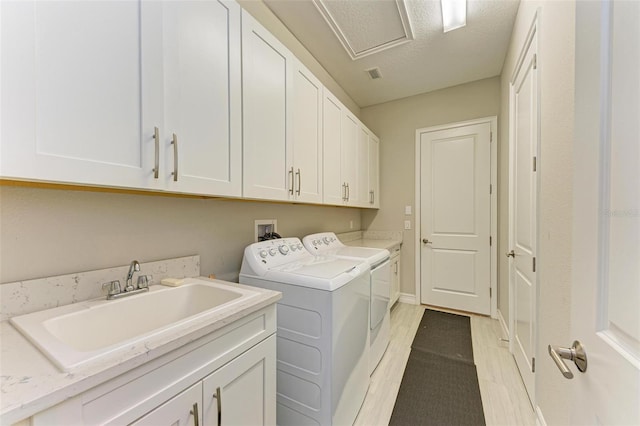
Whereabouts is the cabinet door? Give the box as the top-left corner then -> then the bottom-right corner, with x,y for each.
322,91 -> 345,205
357,126 -> 370,207
291,60 -> 323,204
242,10 -> 292,201
341,112 -> 359,206
130,382 -> 202,426
391,256 -> 401,306
163,0 -> 241,197
0,1 -> 163,189
368,133 -> 380,208
202,335 -> 276,426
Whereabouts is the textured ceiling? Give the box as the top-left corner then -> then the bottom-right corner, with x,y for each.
264,0 -> 520,107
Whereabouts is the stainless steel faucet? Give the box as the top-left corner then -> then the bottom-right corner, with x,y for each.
125,260 -> 140,291
102,260 -> 150,300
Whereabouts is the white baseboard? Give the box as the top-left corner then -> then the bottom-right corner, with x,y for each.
535,405 -> 547,426
497,309 -> 510,340
398,292 -> 417,305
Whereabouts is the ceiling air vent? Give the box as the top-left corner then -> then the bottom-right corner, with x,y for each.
366,67 -> 383,80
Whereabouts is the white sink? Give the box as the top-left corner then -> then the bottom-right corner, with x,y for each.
10,278 -> 259,371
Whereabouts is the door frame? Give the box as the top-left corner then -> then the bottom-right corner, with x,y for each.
507,10 -> 540,407
414,116 -> 498,318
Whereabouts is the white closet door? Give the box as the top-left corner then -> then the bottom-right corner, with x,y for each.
322,91 -> 345,205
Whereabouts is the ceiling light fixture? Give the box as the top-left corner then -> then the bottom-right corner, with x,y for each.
441,0 -> 467,33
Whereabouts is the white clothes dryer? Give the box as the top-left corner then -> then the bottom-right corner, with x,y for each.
303,232 -> 391,376
240,237 -> 370,426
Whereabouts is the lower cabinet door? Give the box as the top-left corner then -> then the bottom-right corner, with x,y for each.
130,382 -> 202,426
202,335 -> 276,426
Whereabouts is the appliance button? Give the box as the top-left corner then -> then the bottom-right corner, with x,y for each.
297,243 -> 304,250
259,250 -> 268,258
323,237 -> 330,244
290,244 -> 297,251
268,248 -> 277,256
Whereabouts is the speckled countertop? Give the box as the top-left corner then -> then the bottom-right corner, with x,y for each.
337,230 -> 402,253
0,279 -> 281,425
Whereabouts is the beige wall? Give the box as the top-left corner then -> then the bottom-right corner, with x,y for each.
238,0 -> 360,117
0,186 -> 360,284
499,1 -> 575,424
360,77 -> 501,297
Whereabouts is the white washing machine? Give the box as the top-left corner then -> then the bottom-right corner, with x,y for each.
302,232 -> 391,376
240,237 -> 370,426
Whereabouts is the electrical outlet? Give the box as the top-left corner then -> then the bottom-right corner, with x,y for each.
349,220 -> 354,229
405,205 -> 412,215
404,220 -> 411,230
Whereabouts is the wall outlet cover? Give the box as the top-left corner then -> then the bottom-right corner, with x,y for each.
405,205 -> 412,215
404,220 -> 411,230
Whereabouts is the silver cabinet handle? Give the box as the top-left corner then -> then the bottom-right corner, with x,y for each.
190,402 -> 200,426
296,168 -> 301,196
548,340 -> 587,379
153,127 -> 160,179
342,183 -> 346,201
346,183 -> 350,201
289,167 -> 294,195
171,133 -> 178,182
212,386 -> 222,426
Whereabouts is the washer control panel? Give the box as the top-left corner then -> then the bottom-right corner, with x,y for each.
243,237 -> 310,273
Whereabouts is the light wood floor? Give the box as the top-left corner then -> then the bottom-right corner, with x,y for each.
354,303 -> 537,426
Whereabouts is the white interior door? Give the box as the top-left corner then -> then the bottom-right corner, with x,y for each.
568,1 -> 640,423
419,121 -> 491,315
508,21 -> 538,405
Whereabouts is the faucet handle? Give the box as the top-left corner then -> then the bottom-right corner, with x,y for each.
137,275 -> 151,289
102,280 -> 122,296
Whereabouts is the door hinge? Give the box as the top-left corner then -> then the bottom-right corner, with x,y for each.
532,357 -> 536,372
490,287 -> 492,298
533,54 -> 538,70
533,257 -> 536,272
490,236 -> 493,246
490,184 -> 493,194
490,131 -> 493,142
533,156 -> 537,172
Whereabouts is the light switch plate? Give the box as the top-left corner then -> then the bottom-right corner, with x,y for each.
404,220 -> 411,230
405,205 -> 412,215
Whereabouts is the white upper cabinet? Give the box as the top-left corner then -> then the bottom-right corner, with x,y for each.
368,133 -> 380,208
0,0 -> 163,189
323,90 -> 378,208
162,0 -> 242,197
322,91 -> 345,205
242,10 -> 293,201
356,126 -> 371,207
1,0 -> 242,197
291,60 -> 323,203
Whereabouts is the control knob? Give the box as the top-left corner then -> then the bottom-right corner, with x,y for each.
268,248 -> 277,256
279,245 -> 290,255
259,250 -> 268,258
297,243 -> 304,250
323,237 -> 330,244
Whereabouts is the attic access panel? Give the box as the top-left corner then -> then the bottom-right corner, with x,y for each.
313,0 -> 414,60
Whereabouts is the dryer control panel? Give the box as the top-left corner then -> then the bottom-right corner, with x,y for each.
302,232 -> 343,253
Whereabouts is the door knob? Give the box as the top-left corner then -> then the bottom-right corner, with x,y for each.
422,238 -> 432,244
506,250 -> 515,258
548,340 -> 587,379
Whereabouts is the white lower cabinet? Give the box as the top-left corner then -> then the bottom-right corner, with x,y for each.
31,306 -> 276,426
132,336 -> 275,426
390,247 -> 401,306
